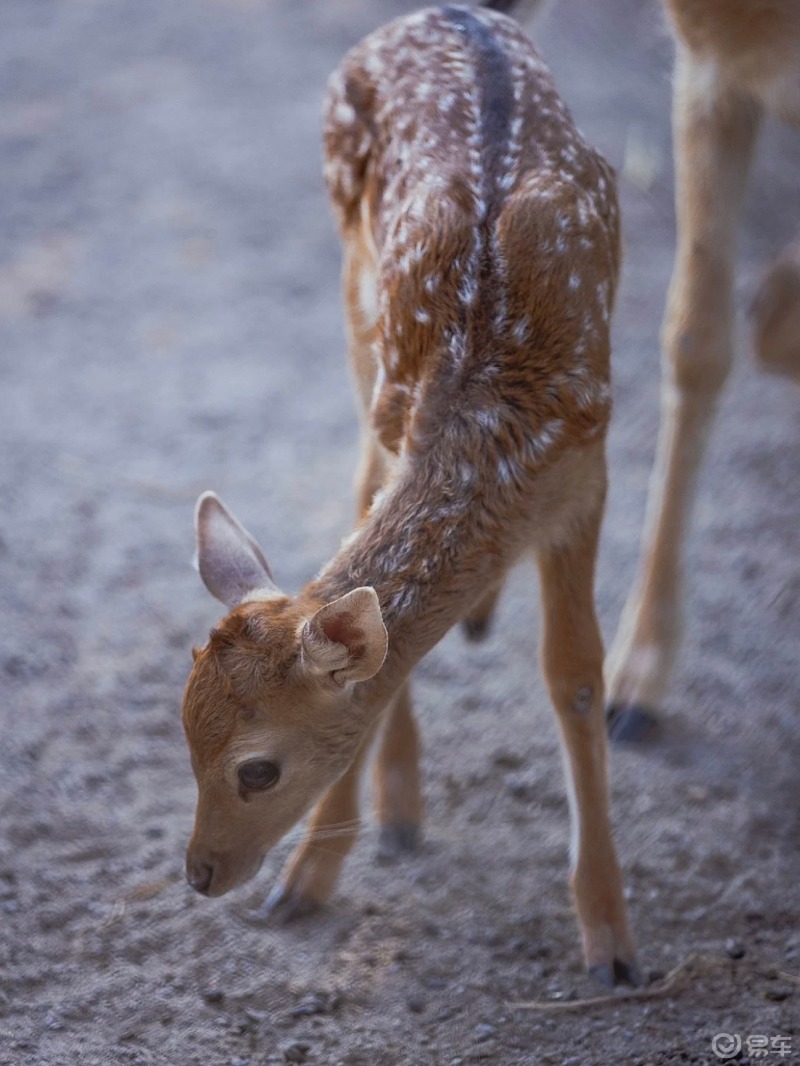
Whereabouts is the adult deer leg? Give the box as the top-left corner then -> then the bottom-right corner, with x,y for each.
606,50 -> 762,741
461,581 -> 504,642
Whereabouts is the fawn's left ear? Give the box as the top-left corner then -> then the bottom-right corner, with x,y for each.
194,492 -> 280,607
301,587 -> 388,684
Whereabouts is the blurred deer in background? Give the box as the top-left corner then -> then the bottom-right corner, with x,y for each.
606,0 -> 800,742
182,2 -> 640,985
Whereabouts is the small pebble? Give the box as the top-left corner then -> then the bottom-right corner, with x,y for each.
283,1043 -> 311,1064
289,991 -> 339,1017
506,777 -> 534,801
492,749 -> 526,770
201,989 -> 225,1005
474,1023 -> 497,1042
407,996 -> 426,1014
244,1008 -> 268,1024
764,987 -> 791,1002
725,938 -> 746,960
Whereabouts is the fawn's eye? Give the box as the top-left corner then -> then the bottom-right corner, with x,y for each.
238,760 -> 280,792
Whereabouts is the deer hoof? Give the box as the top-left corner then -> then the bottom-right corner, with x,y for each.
589,957 -> 644,988
461,616 -> 491,642
606,703 -> 659,744
376,823 -> 420,863
250,882 -> 322,924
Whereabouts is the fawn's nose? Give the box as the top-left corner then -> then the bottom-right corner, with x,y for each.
186,857 -> 214,895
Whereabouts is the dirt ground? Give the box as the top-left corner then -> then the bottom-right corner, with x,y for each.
1,0 -> 798,1064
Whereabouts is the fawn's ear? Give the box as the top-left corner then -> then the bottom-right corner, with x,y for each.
301,588 -> 388,684
194,492 -> 279,607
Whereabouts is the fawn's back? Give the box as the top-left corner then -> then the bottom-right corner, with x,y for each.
324,6 -> 619,476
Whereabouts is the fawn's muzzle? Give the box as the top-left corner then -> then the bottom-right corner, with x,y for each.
186,857 -> 214,896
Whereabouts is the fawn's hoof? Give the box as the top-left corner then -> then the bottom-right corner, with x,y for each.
376,823 -> 420,863
461,615 -> 492,642
606,703 -> 659,744
589,957 -> 644,988
250,882 -> 322,924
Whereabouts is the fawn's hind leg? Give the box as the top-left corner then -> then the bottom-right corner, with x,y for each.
461,581 -> 504,642
373,682 -> 423,858
605,50 -> 762,741
536,479 -> 639,984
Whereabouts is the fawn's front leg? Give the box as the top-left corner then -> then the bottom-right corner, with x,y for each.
261,683 -> 422,919
605,49 -> 762,742
536,495 -> 639,985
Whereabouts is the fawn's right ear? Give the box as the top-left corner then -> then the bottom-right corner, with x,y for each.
194,492 -> 280,608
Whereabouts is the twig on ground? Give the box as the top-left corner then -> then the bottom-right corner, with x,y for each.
508,952 -> 799,1012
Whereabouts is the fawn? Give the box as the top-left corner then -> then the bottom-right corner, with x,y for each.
606,0 -> 800,742
182,2 -> 639,985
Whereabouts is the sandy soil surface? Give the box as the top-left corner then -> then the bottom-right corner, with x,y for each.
1,1 -> 798,1063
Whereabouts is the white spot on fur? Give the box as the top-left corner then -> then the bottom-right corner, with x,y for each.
497,456 -> 518,485
525,419 -> 563,460
459,275 -> 477,305
333,100 -> 356,125
475,408 -> 502,431
512,317 -> 529,344
458,461 -> 475,487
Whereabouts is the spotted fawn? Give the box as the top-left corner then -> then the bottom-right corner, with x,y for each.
182,2 -> 639,985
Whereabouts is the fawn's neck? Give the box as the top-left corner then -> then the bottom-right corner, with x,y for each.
306,443 -> 502,700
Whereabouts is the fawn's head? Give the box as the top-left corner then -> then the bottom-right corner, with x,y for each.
182,493 -> 387,898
